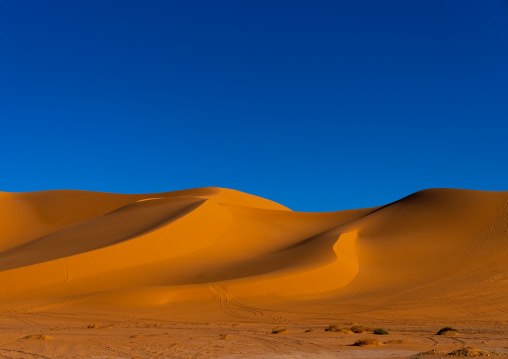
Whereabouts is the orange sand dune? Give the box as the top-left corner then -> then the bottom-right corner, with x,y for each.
1,187 -> 507,320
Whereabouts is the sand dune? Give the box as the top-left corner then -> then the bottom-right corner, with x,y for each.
1,187 -> 507,319
2,187 -> 508,358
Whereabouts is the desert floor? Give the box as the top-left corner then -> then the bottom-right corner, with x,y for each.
1,187 -> 508,358
1,300 -> 508,358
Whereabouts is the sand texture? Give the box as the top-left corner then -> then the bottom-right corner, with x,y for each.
1,187 -> 508,358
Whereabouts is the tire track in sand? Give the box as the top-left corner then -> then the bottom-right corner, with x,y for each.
209,285 -> 263,319
0,348 -> 51,359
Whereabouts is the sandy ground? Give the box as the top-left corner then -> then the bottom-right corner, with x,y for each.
1,302 -> 508,358
1,187 -> 508,358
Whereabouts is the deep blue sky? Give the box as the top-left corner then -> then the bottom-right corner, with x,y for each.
1,1 -> 507,211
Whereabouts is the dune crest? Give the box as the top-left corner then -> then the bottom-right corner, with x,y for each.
1,187 -> 507,320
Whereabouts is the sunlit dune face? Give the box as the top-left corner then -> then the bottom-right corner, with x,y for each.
0,187 -> 506,322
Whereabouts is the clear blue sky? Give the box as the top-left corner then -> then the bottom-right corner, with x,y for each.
1,1 -> 507,211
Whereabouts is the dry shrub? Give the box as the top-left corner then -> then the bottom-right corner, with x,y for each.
271,327 -> 289,334
325,324 -> 352,333
219,334 -> 230,340
325,324 -> 341,332
24,335 -> 53,340
353,338 -> 381,346
436,326 -> 460,335
448,347 -> 502,356
350,325 -> 374,333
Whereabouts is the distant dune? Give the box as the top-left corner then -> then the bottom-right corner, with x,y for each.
1,187 -> 507,319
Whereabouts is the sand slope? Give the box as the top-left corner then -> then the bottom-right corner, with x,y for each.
1,187 -> 507,319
